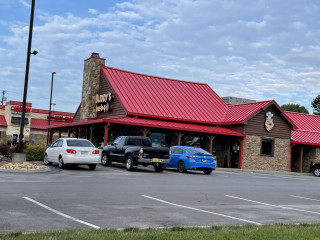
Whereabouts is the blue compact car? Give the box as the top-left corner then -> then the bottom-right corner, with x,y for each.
167,146 -> 216,175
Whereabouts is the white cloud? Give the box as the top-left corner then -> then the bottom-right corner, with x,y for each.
1,0 -> 320,114
88,8 -> 98,15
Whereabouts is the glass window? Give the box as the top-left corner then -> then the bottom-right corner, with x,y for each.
119,137 -> 126,146
261,138 -> 274,156
113,137 -> 122,145
148,133 -> 169,147
170,147 -> 178,154
187,147 -> 211,155
127,137 -> 141,146
66,139 -> 94,147
52,140 -> 59,147
57,140 -> 63,147
175,147 -> 186,154
141,138 -> 152,147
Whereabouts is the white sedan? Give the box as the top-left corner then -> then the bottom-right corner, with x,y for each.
44,138 -> 100,170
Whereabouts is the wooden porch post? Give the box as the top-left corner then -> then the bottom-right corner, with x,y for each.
77,127 -> 81,138
48,130 -> 53,144
207,135 -> 216,154
140,128 -> 150,137
299,145 -> 304,173
175,131 -> 185,145
68,128 -> 71,137
104,124 -> 110,146
90,126 -> 94,143
58,129 -> 62,138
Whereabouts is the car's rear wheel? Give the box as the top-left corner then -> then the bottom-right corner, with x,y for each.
313,167 -> 320,177
126,156 -> 134,171
178,161 -> 187,173
203,169 -> 212,175
101,153 -> 111,166
88,164 -> 96,170
58,156 -> 65,169
43,154 -> 52,166
154,165 -> 164,172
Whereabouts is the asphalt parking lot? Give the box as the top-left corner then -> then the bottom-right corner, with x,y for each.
0,164 -> 319,232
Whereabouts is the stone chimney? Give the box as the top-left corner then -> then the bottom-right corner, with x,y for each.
80,53 -> 106,120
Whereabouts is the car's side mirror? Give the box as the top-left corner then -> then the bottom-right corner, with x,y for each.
47,144 -> 52,147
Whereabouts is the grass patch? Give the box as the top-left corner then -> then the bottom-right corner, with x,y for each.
0,223 -> 320,240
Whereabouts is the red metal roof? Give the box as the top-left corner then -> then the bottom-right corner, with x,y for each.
0,115 -> 7,127
223,100 -> 274,124
101,66 -> 228,124
291,130 -> 320,146
32,108 -> 74,116
6,101 -> 32,107
31,119 -> 72,130
285,111 -> 320,132
284,111 -> 320,146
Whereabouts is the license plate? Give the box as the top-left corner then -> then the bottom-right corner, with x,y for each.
152,158 -> 159,162
202,159 -> 207,163
81,151 -> 89,155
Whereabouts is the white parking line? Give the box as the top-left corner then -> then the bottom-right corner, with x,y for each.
23,197 -> 100,229
291,195 -> 320,202
142,195 -> 261,225
225,195 -> 320,215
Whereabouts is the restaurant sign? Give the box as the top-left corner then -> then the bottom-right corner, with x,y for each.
96,92 -> 114,112
265,111 -> 274,132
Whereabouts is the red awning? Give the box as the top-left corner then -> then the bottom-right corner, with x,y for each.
49,116 -> 245,137
105,117 -> 245,137
31,118 -> 75,130
0,115 -> 7,127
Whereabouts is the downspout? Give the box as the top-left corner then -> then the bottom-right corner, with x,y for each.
290,143 -> 295,172
239,136 -> 246,169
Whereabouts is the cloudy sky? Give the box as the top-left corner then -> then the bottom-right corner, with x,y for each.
1,0 -> 320,114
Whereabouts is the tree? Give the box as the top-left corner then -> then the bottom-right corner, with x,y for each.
311,95 -> 320,115
281,103 -> 309,114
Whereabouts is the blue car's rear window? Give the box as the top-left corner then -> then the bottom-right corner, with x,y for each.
187,147 -> 211,155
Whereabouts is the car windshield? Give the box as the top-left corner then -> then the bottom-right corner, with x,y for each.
66,139 -> 94,147
187,147 -> 211,155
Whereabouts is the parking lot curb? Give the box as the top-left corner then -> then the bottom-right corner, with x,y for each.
216,167 -> 313,176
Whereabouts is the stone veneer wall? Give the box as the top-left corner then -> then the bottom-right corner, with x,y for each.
242,135 -> 290,171
303,146 -> 320,173
80,55 -> 106,120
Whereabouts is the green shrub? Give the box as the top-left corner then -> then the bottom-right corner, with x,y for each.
24,145 -> 47,161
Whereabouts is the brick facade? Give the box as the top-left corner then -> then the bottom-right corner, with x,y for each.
242,135 -> 290,171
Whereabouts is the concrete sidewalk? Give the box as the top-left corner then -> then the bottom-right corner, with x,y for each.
216,167 -> 313,176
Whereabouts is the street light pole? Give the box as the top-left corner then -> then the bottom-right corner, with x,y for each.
18,0 -> 36,153
47,72 -> 56,145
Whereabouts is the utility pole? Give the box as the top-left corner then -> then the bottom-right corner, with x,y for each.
0,90 -> 7,105
17,0 -> 37,154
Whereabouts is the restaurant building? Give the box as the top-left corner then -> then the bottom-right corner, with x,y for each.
0,101 -> 74,146
45,53 -> 320,173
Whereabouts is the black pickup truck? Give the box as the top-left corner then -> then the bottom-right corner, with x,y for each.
101,136 -> 170,172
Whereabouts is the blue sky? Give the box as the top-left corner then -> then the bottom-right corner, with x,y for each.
1,0 -> 320,113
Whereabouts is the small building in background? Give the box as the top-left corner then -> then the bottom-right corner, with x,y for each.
0,101 -> 74,146
222,96 -> 256,104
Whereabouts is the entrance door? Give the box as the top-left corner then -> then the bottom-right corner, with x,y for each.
12,134 -> 18,146
230,141 -> 240,168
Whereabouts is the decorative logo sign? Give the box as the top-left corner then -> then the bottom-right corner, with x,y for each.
96,92 -> 114,112
265,111 -> 274,132
11,106 -> 31,113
